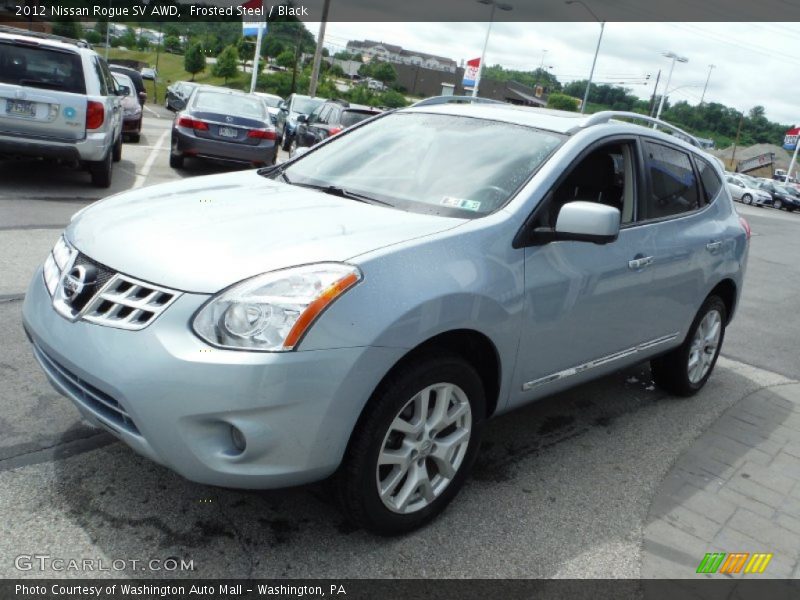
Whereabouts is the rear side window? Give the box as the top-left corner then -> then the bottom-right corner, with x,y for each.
696,157 -> 723,204
341,110 -> 375,128
642,141 -> 700,220
0,42 -> 85,94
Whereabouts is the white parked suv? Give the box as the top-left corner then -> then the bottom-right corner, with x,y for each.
0,27 -> 124,187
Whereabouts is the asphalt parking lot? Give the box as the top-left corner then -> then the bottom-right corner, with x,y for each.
1,112 -> 799,579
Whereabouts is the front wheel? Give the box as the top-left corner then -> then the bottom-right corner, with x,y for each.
336,352 -> 486,535
112,133 -> 122,162
651,295 -> 727,397
774,199 -> 783,210
742,194 -> 752,205
280,129 -> 291,151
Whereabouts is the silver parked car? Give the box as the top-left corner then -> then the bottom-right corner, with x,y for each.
23,107 -> 749,534
169,87 -> 278,169
0,28 -> 124,187
725,174 -> 772,206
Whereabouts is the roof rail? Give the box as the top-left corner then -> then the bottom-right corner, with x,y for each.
0,24 -> 91,49
571,111 -> 702,148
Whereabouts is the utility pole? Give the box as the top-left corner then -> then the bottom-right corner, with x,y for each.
308,0 -> 331,97
699,64 -> 715,106
648,69 -> 661,117
290,27 -> 301,94
730,113 -> 744,171
249,22 -> 264,94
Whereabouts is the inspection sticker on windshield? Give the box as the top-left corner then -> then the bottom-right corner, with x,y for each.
441,197 -> 481,211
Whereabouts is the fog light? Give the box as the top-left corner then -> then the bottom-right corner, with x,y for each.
230,425 -> 246,452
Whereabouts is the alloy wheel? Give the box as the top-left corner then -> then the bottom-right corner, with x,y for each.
687,310 -> 722,384
376,383 -> 472,515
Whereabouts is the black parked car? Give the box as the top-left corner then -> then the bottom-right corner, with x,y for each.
291,101 -> 382,156
165,81 -> 200,112
756,180 -> 800,212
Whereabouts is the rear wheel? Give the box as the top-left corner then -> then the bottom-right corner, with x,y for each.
88,150 -> 112,188
651,295 -> 726,397
742,194 -> 752,205
336,352 -> 486,535
774,199 -> 783,210
169,135 -> 184,169
112,133 -> 122,162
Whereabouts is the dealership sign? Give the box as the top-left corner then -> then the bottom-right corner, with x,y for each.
462,57 -> 481,88
783,127 -> 800,151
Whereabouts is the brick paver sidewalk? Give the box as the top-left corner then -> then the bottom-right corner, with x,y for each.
642,382 -> 800,578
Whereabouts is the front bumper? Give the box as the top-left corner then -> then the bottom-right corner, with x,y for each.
173,127 -> 277,165
22,267 -> 404,489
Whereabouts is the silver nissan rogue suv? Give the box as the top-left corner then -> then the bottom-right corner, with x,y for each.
23,105 -> 749,534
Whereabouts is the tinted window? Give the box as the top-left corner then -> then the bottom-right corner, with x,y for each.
193,92 -> 265,119
341,110 -> 376,128
0,42 -> 85,94
642,141 -> 700,219
696,157 -> 722,204
93,57 -> 108,95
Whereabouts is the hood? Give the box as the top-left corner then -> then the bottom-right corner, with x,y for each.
66,170 -> 464,293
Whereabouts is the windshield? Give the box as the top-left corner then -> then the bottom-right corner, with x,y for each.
194,91 -> 265,119
292,96 -> 324,115
280,112 -> 563,217
259,95 -> 282,108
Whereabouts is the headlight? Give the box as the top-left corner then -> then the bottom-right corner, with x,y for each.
192,263 -> 362,351
43,235 -> 74,296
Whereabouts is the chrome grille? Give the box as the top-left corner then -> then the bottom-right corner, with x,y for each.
32,342 -> 140,435
82,274 -> 179,331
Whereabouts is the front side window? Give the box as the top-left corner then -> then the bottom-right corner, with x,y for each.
641,141 -> 699,220
279,112 -> 563,217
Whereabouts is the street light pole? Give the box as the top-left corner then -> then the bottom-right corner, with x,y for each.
472,0 -> 513,98
308,0 -> 331,97
699,64 -> 715,106
655,51 -> 688,123
565,1 -> 604,115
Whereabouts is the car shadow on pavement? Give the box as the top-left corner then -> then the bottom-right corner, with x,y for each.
47,361 -> 777,579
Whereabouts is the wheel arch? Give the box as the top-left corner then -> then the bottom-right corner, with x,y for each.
708,278 -> 737,324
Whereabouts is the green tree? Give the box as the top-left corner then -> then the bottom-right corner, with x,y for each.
370,62 -> 397,85
276,50 -> 296,69
262,37 -> 285,58
52,18 -> 82,40
184,43 -> 206,81
164,35 -> 182,54
213,45 -> 240,84
136,35 -> 150,51
547,93 -> 580,112
84,30 -> 102,45
378,89 -> 407,108
119,27 -> 137,48
334,50 -> 361,62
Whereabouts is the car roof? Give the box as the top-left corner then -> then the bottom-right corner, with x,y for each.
0,30 -> 87,54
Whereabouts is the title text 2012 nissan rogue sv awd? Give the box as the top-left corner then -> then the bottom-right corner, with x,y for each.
0,29 -> 123,187
23,106 -> 749,534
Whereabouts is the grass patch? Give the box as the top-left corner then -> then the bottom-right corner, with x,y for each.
106,49 -> 248,105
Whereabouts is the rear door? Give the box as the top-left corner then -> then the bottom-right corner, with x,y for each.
0,38 -> 87,141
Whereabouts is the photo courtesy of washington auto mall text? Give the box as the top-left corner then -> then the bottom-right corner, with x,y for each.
3,0 -> 800,598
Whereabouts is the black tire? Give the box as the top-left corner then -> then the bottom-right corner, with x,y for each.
129,132 -> 140,143
169,151 -> 184,169
281,130 -> 291,151
651,295 -> 727,397
112,133 -> 122,162
88,150 -> 112,188
774,199 -> 783,210
742,194 -> 751,205
336,351 -> 486,535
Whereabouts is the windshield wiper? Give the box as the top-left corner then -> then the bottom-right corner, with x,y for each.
290,182 -> 392,206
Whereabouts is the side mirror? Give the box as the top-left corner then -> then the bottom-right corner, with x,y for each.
138,91 -> 147,104
529,201 -> 620,246
296,114 -> 307,123
117,85 -> 130,96
279,102 -> 287,111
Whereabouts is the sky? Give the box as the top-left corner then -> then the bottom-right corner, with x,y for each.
307,21 -> 800,127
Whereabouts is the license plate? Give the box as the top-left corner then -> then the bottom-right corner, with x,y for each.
6,99 -> 35,118
218,126 -> 238,138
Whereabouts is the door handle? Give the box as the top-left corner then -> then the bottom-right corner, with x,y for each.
628,256 -> 654,270
705,240 -> 723,253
